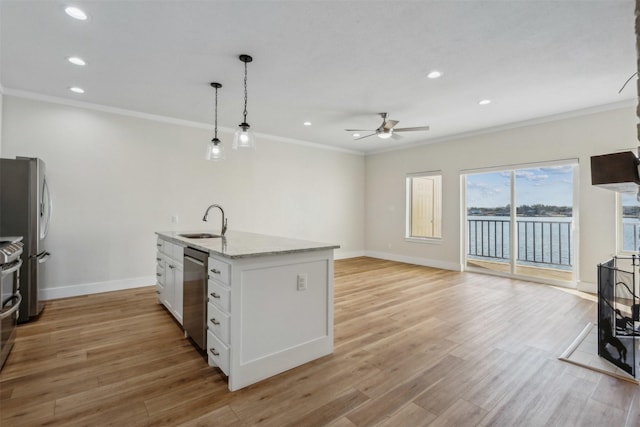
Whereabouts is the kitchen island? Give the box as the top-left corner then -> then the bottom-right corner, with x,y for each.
155,230 -> 339,391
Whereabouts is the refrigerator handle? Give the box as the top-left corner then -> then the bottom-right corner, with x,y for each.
36,252 -> 51,264
41,176 -> 52,239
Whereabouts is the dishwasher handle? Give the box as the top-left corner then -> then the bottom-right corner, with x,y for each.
184,255 -> 204,267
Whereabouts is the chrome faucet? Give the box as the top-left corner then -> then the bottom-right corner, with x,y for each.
202,204 -> 228,236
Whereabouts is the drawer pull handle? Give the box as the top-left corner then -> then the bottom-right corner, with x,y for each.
210,318 -> 220,325
155,290 -> 161,294
156,273 -> 162,277
210,268 -> 221,275
156,257 -> 161,261
210,348 -> 219,357
169,265 -> 175,269
210,292 -> 220,299
156,243 -> 162,247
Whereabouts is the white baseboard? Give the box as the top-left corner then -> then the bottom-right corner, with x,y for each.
577,280 -> 597,294
40,276 -> 155,301
364,250 -> 461,272
334,250 -> 366,260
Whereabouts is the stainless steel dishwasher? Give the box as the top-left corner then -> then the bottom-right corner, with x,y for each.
183,247 -> 208,350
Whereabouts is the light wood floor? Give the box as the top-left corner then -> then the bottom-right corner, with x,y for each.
2,257 -> 639,426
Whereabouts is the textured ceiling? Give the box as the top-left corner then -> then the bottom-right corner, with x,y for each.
0,0 -> 636,153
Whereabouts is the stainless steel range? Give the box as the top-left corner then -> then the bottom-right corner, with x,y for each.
0,236 -> 23,370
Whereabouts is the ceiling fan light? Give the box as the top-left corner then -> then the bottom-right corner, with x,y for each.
378,131 -> 392,139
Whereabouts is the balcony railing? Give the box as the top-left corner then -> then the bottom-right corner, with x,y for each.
468,218 -> 572,267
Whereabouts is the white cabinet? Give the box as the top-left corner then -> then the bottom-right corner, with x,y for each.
206,250 -> 334,391
156,237 -> 184,324
156,230 -> 337,392
207,255 -> 231,375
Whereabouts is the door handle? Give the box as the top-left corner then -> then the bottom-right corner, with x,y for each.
1,259 -> 22,277
37,252 -> 51,264
0,293 -> 22,320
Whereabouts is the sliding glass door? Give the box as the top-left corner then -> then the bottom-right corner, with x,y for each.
465,162 -> 576,283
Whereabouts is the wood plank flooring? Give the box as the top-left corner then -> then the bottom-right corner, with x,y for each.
1,257 -> 638,426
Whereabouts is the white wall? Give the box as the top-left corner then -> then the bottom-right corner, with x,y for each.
1,95 -> 365,298
365,105 -> 638,292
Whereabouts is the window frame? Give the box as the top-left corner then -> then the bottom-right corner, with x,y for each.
405,171 -> 443,243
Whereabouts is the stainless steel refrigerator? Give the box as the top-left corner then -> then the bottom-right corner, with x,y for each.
0,157 -> 51,323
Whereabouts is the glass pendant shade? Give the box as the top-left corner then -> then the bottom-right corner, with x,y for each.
206,138 -> 225,161
233,123 -> 255,149
207,82 -> 224,161
233,54 -> 255,150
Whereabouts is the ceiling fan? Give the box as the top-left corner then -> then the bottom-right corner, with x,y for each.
345,112 -> 430,140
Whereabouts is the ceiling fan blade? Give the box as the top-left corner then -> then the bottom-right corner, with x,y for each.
383,120 -> 399,131
393,126 -> 430,132
354,133 -> 377,140
345,129 -> 375,132
391,132 -> 402,140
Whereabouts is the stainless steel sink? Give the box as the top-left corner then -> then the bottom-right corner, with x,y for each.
179,233 -> 221,239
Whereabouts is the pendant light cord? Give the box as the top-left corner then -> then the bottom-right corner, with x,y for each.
214,85 -> 219,139
243,60 -> 248,123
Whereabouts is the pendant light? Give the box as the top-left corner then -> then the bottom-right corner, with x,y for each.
233,54 -> 255,149
206,82 -> 225,161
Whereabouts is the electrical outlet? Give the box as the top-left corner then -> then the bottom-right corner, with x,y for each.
297,274 -> 307,291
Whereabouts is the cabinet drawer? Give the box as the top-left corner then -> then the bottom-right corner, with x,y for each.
208,302 -> 230,345
172,244 -> 184,264
207,330 -> 230,375
156,263 -> 165,285
156,238 -> 165,253
155,282 -> 164,298
208,257 -> 230,285
208,281 -> 230,312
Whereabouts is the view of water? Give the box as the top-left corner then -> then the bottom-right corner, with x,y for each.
623,218 -> 640,252
467,215 -> 572,270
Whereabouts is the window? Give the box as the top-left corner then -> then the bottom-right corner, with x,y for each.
620,193 -> 640,253
406,173 -> 442,239
463,160 -> 577,283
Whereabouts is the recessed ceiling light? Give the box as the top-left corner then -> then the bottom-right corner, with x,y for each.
65,6 -> 88,20
69,86 -> 85,94
427,70 -> 442,79
67,56 -> 86,66
303,121 -> 312,126
353,133 -> 360,137
479,99 -> 492,105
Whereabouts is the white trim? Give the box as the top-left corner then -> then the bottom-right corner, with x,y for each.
40,276 -> 155,300
2,88 -> 363,156
461,157 -> 579,175
466,265 -> 577,289
404,237 -> 443,245
577,280 -> 597,294
368,99 -> 636,155
364,250 -> 461,272
334,250 -> 366,260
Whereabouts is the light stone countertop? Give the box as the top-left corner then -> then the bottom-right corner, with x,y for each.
156,230 -> 340,259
